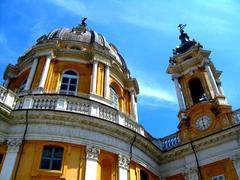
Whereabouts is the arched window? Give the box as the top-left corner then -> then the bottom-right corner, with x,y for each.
40,146 -> 63,170
189,78 -> 207,104
18,79 -> 27,92
110,87 -> 119,109
60,70 -> 78,95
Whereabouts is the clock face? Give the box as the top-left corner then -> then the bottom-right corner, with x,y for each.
195,116 -> 211,130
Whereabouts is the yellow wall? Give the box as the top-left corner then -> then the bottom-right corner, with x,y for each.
201,158 -> 238,180
130,161 -> 158,180
31,56 -> 46,89
8,69 -> 30,92
97,63 -> 105,97
14,141 -> 85,180
45,60 -> 92,94
97,150 -> 117,180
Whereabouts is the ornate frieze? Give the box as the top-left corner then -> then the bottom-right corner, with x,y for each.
118,154 -> 130,170
86,145 -> 100,160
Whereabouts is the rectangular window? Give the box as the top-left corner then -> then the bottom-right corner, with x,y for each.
212,175 -> 225,180
40,146 -> 63,170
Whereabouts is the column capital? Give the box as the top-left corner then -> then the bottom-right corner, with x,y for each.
7,138 -> 22,153
86,145 -> 100,160
118,154 -> 130,170
32,55 -> 39,60
91,59 -> 99,64
45,53 -> 52,59
171,74 -> 181,81
128,88 -> 136,95
203,58 -> 210,66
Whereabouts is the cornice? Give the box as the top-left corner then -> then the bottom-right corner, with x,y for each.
160,124 -> 240,164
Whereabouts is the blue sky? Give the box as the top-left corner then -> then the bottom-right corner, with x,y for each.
0,0 -> 240,138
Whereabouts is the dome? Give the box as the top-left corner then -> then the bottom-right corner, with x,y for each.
36,25 -> 129,74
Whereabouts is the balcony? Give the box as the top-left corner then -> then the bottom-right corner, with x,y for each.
0,85 -> 145,136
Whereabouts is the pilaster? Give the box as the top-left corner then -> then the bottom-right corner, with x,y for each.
118,154 -> 130,180
85,145 -> 100,180
0,138 -> 22,180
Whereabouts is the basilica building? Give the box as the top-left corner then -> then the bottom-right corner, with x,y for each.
0,20 -> 239,180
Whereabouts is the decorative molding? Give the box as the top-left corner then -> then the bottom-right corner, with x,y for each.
7,138 -> 22,153
118,154 -> 130,170
86,145 -> 100,160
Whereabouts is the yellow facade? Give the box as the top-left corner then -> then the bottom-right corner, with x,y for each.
14,141 -> 85,180
8,68 -> 30,92
201,159 -> 238,180
31,56 -> 46,89
96,63 -> 105,97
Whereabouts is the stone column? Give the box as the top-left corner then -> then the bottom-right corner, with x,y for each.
118,154 -> 130,180
85,145 -> 100,180
0,138 -> 22,180
134,98 -> 138,123
205,63 -> 220,97
232,154 -> 240,178
38,54 -> 52,90
90,61 -> 98,94
216,81 -> 225,96
104,64 -> 110,99
172,76 -> 185,111
24,56 -> 39,91
130,90 -> 137,121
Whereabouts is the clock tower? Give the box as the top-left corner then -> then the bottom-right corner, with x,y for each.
167,25 -> 235,143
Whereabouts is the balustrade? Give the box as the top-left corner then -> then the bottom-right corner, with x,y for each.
160,132 -> 180,151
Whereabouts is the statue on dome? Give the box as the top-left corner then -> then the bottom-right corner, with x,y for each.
72,17 -> 88,34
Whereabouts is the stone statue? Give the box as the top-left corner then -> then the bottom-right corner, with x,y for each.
178,24 -> 190,44
81,17 -> 87,26
72,17 -> 88,34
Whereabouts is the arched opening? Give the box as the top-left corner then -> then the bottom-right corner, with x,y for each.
189,78 -> 207,104
18,79 -> 27,92
59,70 -> 79,95
110,86 -> 119,109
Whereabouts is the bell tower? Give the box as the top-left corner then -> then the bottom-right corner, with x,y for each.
167,25 -> 235,142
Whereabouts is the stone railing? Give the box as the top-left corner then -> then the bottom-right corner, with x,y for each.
159,132 -> 180,151
233,109 -> 240,124
0,86 -> 145,136
0,86 -> 17,110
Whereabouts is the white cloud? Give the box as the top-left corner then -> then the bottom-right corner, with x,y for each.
139,82 -> 177,104
44,0 -> 239,35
